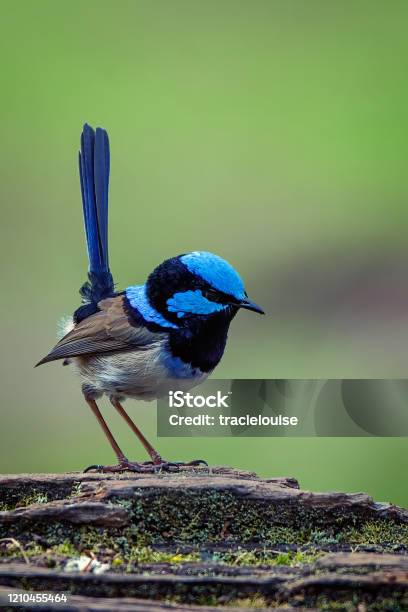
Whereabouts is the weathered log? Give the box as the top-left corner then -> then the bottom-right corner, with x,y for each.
0,468 -> 407,609
1,469 -> 406,532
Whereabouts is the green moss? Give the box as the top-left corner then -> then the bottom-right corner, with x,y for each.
111,556 -> 123,567
126,546 -> 200,566
0,540 -> 43,560
0,482 -> 83,510
20,492 -> 49,506
0,533 -> 319,569
2,513 -> 406,554
226,595 -> 268,608
2,485 -> 406,609
50,541 -> 78,557
342,520 -> 408,546
1,535 -> 407,609
123,491 -> 408,548
69,482 -> 83,497
211,548 -> 321,567
1,489 -> 407,555
122,490 -> 350,544
0,491 -> 49,511
266,525 -> 306,544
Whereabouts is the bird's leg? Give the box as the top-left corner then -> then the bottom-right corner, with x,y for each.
110,397 -> 169,466
83,396 -> 160,473
110,397 -> 208,470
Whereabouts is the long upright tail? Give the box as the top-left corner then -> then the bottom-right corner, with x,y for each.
75,124 -> 114,322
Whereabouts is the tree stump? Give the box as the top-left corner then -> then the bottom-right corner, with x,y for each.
0,467 -> 407,610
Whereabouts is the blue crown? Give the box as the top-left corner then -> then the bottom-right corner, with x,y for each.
180,252 -> 245,301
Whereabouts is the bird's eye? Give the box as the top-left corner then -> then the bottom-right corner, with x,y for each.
202,289 -> 224,303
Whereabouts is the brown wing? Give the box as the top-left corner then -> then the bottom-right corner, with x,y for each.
36,295 -> 161,366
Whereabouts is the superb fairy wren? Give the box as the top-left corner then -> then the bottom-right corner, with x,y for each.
37,124 -> 264,472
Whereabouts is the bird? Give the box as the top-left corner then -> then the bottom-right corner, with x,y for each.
37,123 -> 264,473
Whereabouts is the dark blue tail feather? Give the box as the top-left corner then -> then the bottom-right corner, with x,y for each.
75,124 -> 114,322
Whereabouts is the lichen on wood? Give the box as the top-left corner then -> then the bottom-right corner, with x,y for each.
0,467 -> 407,610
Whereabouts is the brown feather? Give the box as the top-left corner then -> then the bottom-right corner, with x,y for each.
36,296 -> 154,366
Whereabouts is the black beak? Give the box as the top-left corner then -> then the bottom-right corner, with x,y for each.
239,298 -> 265,315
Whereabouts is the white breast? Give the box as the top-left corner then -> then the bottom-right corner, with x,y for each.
71,343 -> 208,401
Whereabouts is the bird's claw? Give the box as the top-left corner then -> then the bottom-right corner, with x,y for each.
83,464 -> 105,473
140,460 -> 180,472
83,460 -> 180,474
141,458 -> 208,469
84,457 -> 208,474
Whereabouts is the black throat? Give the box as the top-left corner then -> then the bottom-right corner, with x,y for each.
168,309 -> 236,373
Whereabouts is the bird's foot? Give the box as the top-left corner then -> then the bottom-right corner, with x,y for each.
143,459 -> 209,468
84,457 -> 208,474
139,458 -> 208,470
176,459 -> 208,467
84,459 -> 180,474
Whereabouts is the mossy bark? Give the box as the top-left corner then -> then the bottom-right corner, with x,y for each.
0,467 -> 407,610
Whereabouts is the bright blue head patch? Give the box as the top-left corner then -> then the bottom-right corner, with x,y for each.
126,285 -> 179,329
180,251 -> 245,300
167,290 -> 226,318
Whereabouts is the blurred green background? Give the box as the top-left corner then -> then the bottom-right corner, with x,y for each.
1,1 -> 408,505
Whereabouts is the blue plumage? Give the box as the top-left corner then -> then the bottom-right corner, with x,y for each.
76,124 -> 114,320
160,352 -> 201,379
125,285 -> 179,329
37,123 -> 264,473
180,252 -> 245,301
167,289 -> 226,317
93,127 -> 110,268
